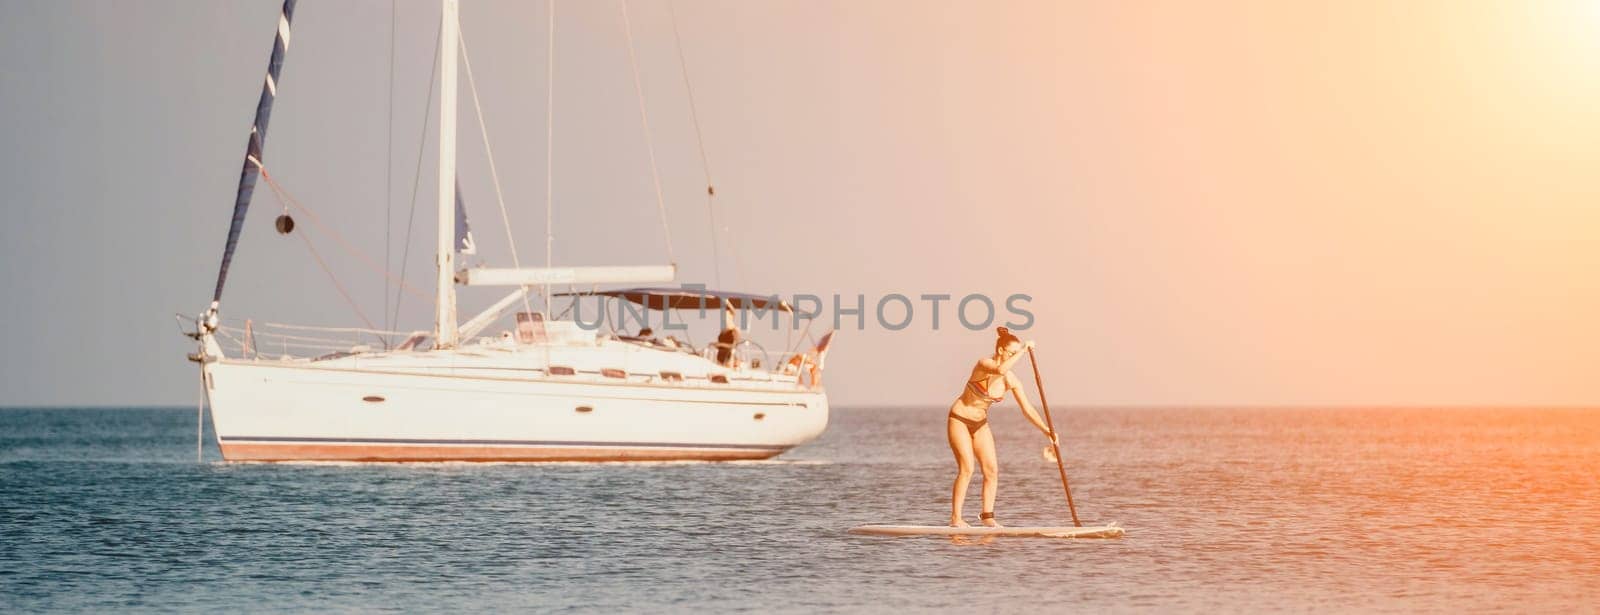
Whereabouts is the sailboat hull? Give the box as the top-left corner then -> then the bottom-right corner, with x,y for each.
218,441 -> 783,462
204,359 -> 828,462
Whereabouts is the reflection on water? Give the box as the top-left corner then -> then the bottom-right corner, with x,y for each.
2,407 -> 1597,612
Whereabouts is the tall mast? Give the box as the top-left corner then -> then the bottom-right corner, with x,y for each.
435,0 -> 461,348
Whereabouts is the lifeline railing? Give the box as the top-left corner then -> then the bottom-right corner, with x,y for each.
176,314 -> 417,361
178,314 -> 823,387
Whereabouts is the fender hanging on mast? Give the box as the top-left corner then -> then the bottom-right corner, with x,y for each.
210,0 -> 299,308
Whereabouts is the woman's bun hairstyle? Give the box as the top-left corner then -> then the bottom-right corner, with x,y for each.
995,326 -> 1020,351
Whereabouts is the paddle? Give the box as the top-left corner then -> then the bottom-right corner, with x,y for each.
1027,347 -> 1081,527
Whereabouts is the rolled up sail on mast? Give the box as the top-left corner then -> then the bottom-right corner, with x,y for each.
211,0 -> 298,304
455,180 -> 475,255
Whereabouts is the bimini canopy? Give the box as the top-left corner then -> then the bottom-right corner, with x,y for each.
558,288 -> 793,312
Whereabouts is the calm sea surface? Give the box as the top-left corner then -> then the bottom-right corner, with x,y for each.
2,407 -> 1597,613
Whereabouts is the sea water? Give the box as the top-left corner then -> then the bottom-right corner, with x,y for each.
2,407 -> 1597,612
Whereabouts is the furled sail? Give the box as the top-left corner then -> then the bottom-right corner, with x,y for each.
455,179 -> 475,255
210,0 -> 298,304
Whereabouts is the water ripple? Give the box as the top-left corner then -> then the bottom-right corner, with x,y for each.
1,407 -> 1597,612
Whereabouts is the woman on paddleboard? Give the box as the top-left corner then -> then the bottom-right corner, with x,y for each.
947,327 -> 1056,527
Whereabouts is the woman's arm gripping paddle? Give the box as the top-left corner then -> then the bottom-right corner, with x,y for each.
1006,371 -> 1058,446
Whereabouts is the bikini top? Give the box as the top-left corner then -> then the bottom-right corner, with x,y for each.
965,374 -> 1009,405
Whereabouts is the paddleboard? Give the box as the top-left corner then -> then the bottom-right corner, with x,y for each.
849,524 -> 1124,538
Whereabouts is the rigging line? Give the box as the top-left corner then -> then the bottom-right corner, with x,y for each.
392,19 -> 444,335
458,28 -> 534,319
195,373 -> 204,463
783,312 -> 816,357
666,0 -> 719,287
228,338 -> 366,352
619,0 -> 676,266
258,169 -> 433,304
219,328 -> 382,345
250,321 -> 412,336
214,327 -> 246,351
220,330 -> 389,349
544,0 -> 555,318
384,0 -> 397,334
295,224 -> 381,335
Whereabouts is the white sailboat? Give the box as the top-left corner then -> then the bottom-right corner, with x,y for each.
183,0 -> 831,462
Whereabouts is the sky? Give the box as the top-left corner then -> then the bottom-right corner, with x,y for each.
1,0 -> 1598,407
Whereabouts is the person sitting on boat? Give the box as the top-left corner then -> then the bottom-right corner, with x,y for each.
714,306 -> 740,367
782,352 -> 818,387
947,327 -> 1056,528
783,353 -> 806,375
618,326 -> 656,344
782,330 -> 835,389
715,328 -> 739,366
